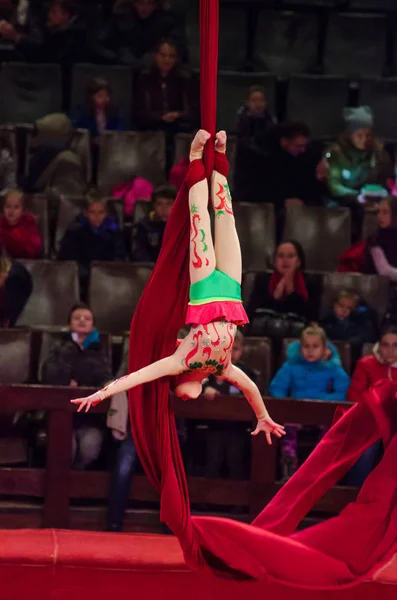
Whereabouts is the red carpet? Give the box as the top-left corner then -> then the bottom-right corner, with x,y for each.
0,530 -> 395,600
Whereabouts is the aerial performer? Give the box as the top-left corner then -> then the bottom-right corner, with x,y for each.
71,129 -> 285,446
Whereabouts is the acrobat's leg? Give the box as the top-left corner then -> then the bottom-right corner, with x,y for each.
210,131 -> 242,283
187,130 -> 216,285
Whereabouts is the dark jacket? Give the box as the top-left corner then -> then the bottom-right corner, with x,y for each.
131,213 -> 166,263
0,1 -> 43,62
0,261 -> 32,327
72,108 -> 124,138
133,67 -> 198,131
41,330 -> 112,388
41,15 -> 87,65
58,214 -> 125,269
319,307 -> 377,346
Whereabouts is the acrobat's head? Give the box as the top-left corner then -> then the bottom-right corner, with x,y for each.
172,370 -> 203,401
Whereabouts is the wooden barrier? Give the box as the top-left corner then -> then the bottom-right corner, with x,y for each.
0,385 -> 358,529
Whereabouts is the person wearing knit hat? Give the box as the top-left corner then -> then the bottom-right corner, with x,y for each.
324,106 -> 392,208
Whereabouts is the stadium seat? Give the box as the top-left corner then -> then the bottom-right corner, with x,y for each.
362,342 -> 374,356
255,10 -> 318,74
283,206 -> 351,271
325,13 -> 386,77
54,195 -> 124,254
132,199 -> 151,225
359,78 -> 397,141
0,125 -> 18,175
37,328 -> 112,382
234,203 -> 276,270
17,260 -> 80,327
281,337 -> 352,375
286,74 -> 349,139
0,329 -> 32,384
0,63 -> 62,124
24,194 -> 50,258
350,0 -> 397,9
217,71 -> 277,133
70,128 -> 92,183
321,272 -> 389,325
70,64 -> 133,128
88,262 -> 153,334
242,337 -> 273,394
362,209 -> 378,239
97,132 -> 166,195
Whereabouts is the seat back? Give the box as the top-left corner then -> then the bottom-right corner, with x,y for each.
283,206 -> 351,271
54,195 -> 124,253
359,78 -> 397,141
242,337 -> 273,394
97,132 -> 166,195
0,63 -> 62,124
362,209 -> 378,239
89,262 -> 153,333
17,260 -> 80,327
321,272 -> 389,325
0,329 -> 32,383
234,203 -> 276,270
132,199 -> 151,225
71,64 -> 133,128
0,125 -> 18,175
362,342 -> 374,357
70,128 -> 92,183
286,75 -> 349,139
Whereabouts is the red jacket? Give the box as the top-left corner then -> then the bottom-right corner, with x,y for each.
337,239 -> 366,273
347,347 -> 397,403
0,212 -> 42,259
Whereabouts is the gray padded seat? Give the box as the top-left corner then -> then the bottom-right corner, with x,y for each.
88,262 -> 153,334
0,329 -> 32,384
283,206 -> 351,271
234,202 -> 276,270
286,75 -> 349,139
359,78 -> 397,141
255,10 -> 318,74
242,337 -> 273,395
321,272 -> 389,325
0,63 -> 62,124
325,13 -> 386,77
71,64 -> 133,128
97,131 -> 166,195
17,260 -> 80,327
362,210 -> 378,240
217,71 -> 277,133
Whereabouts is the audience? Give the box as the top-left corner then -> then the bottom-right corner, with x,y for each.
133,39 -> 198,133
270,326 -> 349,479
43,0 -> 87,65
0,130 -> 16,194
0,254 -> 32,327
202,331 -> 254,483
41,303 -> 112,470
72,77 -> 124,139
0,0 -> 43,62
0,189 -> 42,259
247,241 -> 317,337
131,183 -> 176,262
23,113 -> 85,195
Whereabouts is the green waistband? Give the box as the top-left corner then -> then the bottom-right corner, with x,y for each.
189,269 -> 242,304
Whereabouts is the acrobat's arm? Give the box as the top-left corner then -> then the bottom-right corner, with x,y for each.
224,364 -> 285,445
71,355 -> 181,413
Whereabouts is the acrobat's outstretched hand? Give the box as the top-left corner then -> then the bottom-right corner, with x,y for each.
71,393 -> 102,413
251,416 -> 286,446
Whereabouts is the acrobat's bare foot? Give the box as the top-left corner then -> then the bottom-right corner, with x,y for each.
190,129 -> 211,162
215,130 -> 227,153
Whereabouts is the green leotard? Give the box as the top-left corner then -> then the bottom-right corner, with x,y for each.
188,269 -> 242,306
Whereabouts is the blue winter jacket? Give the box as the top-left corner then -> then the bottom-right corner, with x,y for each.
269,341 -> 350,401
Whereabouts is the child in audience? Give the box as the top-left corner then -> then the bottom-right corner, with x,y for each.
72,77 -> 124,141
202,330 -> 256,483
0,189 -> 42,259
320,289 -> 377,350
58,189 -> 125,295
41,303 -> 112,470
131,183 -> 177,262
270,326 -> 349,479
235,86 -> 275,150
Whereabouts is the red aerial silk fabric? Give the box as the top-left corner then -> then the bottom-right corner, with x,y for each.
128,0 -> 397,588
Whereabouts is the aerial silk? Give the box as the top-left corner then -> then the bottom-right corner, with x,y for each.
128,0 -> 397,588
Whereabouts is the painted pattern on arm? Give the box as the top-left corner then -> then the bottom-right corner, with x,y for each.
214,182 -> 234,218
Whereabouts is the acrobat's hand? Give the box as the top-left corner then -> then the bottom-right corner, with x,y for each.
251,416 -> 286,446
70,393 -> 102,413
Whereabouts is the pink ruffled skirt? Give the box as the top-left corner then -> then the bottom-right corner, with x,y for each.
185,300 -> 249,326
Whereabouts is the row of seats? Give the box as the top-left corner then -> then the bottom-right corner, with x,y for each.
15,260 -> 389,334
2,63 -> 397,139
0,326 -> 375,393
184,3 -> 395,76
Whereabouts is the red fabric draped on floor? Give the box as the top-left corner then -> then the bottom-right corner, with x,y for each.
127,0 -> 397,589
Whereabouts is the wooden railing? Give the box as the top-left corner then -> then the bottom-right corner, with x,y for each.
0,385 -> 357,529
